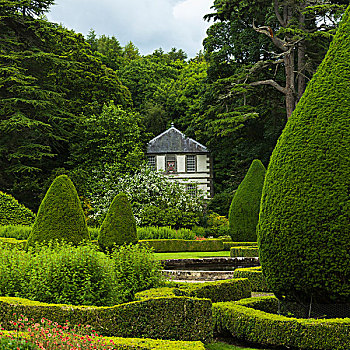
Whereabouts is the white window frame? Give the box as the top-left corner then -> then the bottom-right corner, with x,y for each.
148,155 -> 156,170
186,155 -> 197,172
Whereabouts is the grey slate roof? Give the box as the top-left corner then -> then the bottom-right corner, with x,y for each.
147,125 -> 209,154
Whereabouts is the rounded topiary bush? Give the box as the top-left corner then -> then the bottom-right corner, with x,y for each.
26,175 -> 90,247
257,6 -> 350,307
0,191 -> 35,226
98,192 -> 137,250
228,159 -> 266,241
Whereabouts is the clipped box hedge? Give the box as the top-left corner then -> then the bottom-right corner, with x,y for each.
230,246 -> 258,257
0,237 -> 27,249
137,278 -> 251,303
232,267 -> 269,292
0,296 -> 213,343
140,239 -> 224,252
213,296 -> 350,350
223,242 -> 257,250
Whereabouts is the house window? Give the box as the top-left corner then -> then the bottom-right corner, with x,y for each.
186,155 -> 196,172
166,155 -> 177,174
148,155 -> 156,170
186,184 -> 197,197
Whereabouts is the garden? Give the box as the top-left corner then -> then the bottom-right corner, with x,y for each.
0,1 -> 350,350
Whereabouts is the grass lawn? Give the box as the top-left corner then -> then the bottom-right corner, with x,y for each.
154,251 -> 231,260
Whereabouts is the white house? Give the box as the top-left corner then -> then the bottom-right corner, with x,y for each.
146,124 -> 213,199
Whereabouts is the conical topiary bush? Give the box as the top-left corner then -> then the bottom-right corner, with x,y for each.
0,191 -> 35,225
257,6 -> 350,309
98,193 -> 137,251
228,159 -> 266,242
27,175 -> 90,247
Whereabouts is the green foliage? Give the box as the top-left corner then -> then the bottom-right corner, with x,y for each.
98,193 -> 137,250
213,296 -> 350,350
0,242 -> 163,306
137,226 -> 196,240
0,192 -> 35,226
0,225 -> 32,240
0,4 -> 131,210
0,295 -> 213,343
228,159 -> 266,242
137,278 -> 251,303
257,6 -> 350,305
233,267 -> 269,292
26,175 -> 89,247
141,239 -> 224,253
111,244 -> 163,303
91,167 -> 204,228
0,337 -> 37,350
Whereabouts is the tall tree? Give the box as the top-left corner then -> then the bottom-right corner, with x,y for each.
205,0 -> 348,118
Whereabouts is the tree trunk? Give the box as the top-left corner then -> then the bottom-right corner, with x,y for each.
284,48 -> 295,119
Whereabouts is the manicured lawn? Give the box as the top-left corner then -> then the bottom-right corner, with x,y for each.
206,341 -> 267,350
154,251 -> 230,260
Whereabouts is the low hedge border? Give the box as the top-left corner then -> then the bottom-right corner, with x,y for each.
0,237 -> 27,249
0,296 -> 213,343
223,242 -> 257,250
136,278 -> 251,303
140,239 -> 224,252
232,267 -> 269,292
1,331 -> 205,350
230,246 -> 258,257
213,296 -> 350,350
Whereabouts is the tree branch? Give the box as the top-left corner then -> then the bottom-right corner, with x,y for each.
252,20 -> 288,51
249,80 -> 287,94
274,0 -> 286,27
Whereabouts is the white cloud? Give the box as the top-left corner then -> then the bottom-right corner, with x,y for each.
46,0 -> 213,57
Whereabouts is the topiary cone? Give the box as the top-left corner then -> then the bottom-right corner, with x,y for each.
98,192 -> 137,250
0,191 -> 35,226
257,6 -> 350,305
228,159 -> 266,242
27,175 -> 90,247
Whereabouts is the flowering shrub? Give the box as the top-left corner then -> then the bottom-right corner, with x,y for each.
2,315 -> 117,349
89,166 -> 205,227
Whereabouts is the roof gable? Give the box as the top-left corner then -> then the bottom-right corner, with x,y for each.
147,125 -> 208,154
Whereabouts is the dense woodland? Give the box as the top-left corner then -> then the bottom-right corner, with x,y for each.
0,0 -> 348,216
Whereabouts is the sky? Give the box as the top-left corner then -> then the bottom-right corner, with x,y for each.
46,0 -> 214,58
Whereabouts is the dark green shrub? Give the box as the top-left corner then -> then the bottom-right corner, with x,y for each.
111,243 -> 163,303
0,192 -> 35,226
223,241 -> 257,250
98,193 -> 137,250
26,175 -> 89,247
257,6 -> 350,306
228,159 -> 266,242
